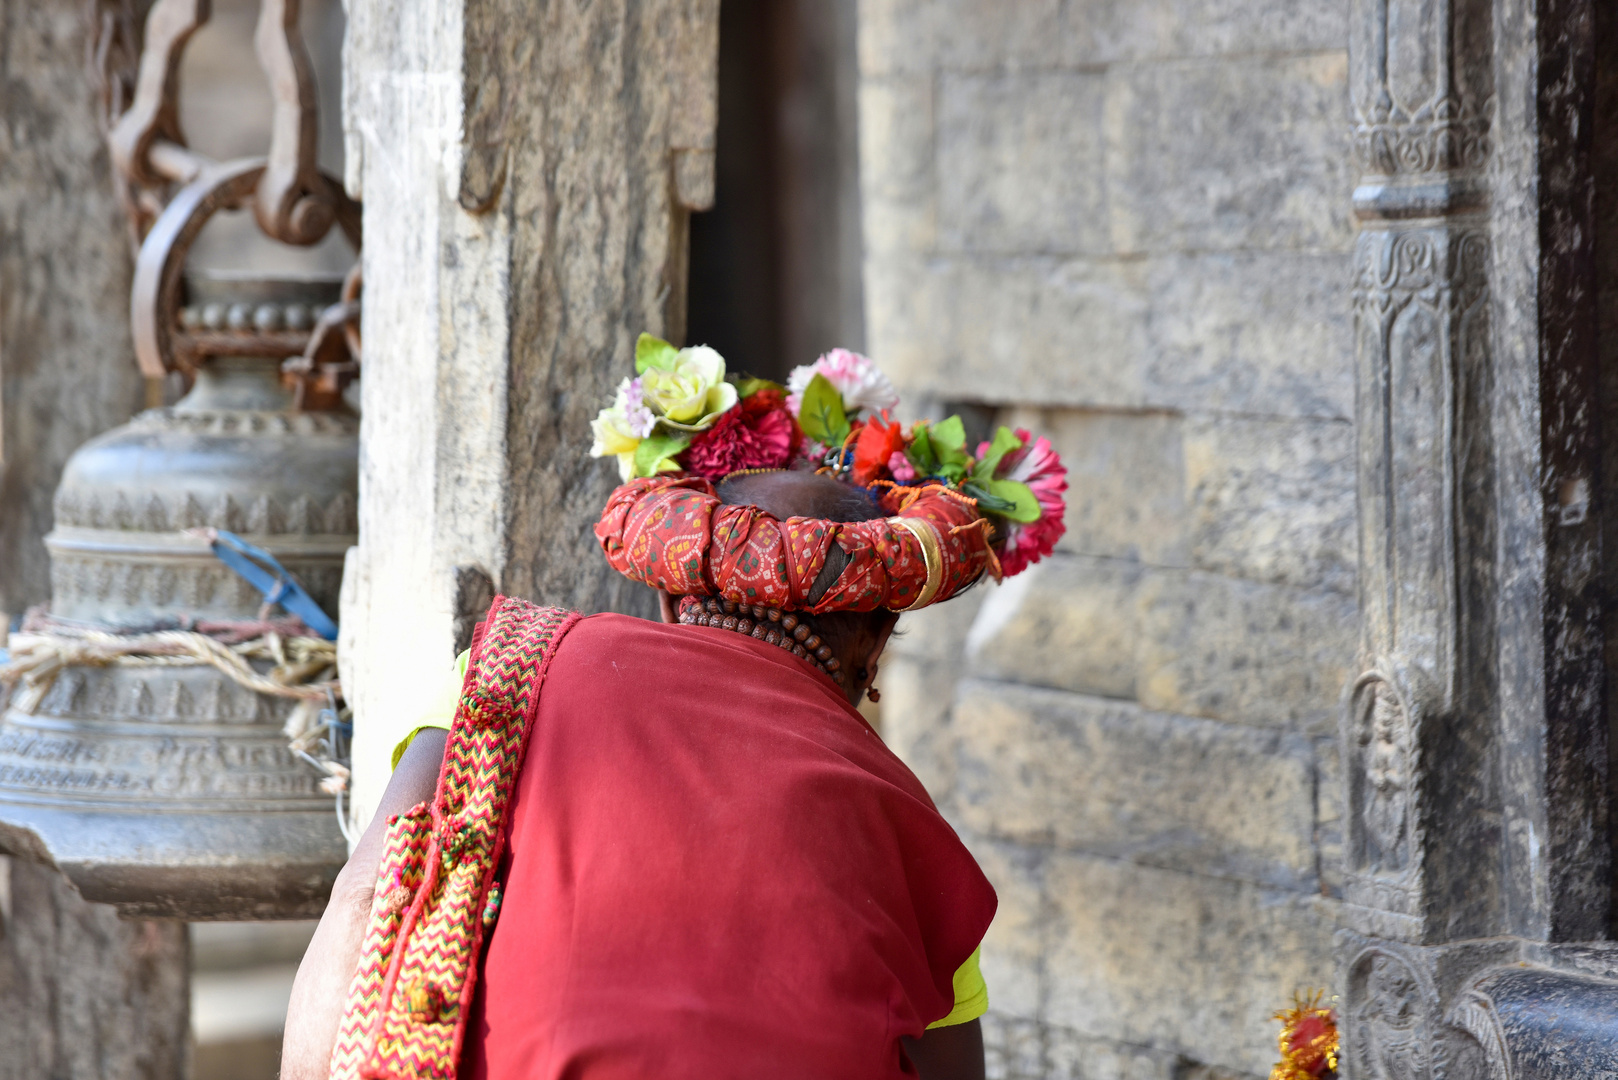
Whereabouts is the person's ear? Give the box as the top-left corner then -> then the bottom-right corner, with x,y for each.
658,590 -> 679,624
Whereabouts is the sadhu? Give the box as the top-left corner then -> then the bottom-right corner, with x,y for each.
281,340 -> 1068,1080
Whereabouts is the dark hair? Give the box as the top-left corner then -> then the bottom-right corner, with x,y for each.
715,470 -> 894,661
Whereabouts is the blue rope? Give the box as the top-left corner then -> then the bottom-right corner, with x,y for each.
206,530 -> 339,641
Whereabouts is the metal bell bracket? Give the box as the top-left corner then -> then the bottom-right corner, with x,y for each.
198,528 -> 340,640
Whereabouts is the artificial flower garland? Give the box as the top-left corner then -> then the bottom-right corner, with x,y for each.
590,335 -> 1069,582
1270,992 -> 1339,1080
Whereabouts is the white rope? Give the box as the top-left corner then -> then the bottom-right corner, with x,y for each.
0,630 -> 351,802
0,630 -> 338,712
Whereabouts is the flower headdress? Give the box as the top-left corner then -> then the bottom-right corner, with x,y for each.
591,334 -> 1068,605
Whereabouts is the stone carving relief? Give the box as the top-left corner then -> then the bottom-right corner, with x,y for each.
1363,681 -> 1413,872
1447,986 -> 1513,1080
1346,944 -> 1445,1080
1341,0 -> 1506,1069
1346,666 -> 1426,918
1354,93 -> 1491,176
1443,967 -> 1618,1079
1350,0 -> 1493,177
1353,226 -> 1487,711
49,556 -> 347,621
53,488 -> 357,536
0,665 -> 328,808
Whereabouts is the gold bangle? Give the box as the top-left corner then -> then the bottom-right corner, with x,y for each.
889,517 -> 944,612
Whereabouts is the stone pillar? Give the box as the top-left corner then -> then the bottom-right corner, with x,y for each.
339,0 -> 720,828
0,4 -> 190,1078
1343,0 -> 1496,948
1341,0 -> 1618,1074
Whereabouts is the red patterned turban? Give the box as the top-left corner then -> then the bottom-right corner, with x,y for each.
594,475 -> 993,614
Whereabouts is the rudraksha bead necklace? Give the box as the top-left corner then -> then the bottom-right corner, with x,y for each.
677,595 -> 846,688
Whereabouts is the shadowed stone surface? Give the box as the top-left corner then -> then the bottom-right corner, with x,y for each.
870,255 -> 1151,408
0,859 -> 189,1080
965,558 -> 1143,699
871,251 -> 1354,415
1140,253 -> 1354,420
1041,854 -> 1336,1075
938,73 -> 1108,255
1104,54 -> 1354,255
1184,416 -> 1357,593
857,76 -> 935,257
0,1 -> 144,619
1000,409 -> 1187,566
1136,570 -> 1356,734
952,680 -> 1319,888
858,0 -> 1345,74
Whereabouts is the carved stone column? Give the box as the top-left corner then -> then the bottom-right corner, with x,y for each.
339,0 -> 720,828
1341,0 -> 1618,1076
1345,0 -> 1495,949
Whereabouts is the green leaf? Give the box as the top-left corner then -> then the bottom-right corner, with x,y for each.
931,415 -> 966,452
635,333 -> 679,374
730,374 -> 783,399
906,426 -> 940,476
973,426 -> 1025,482
960,481 -> 1018,515
929,415 -> 973,476
798,374 -> 850,446
965,478 -> 1040,523
633,429 -> 692,476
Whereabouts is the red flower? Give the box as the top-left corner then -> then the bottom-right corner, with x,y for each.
851,411 -> 907,486
977,427 -> 1067,577
685,389 -> 801,481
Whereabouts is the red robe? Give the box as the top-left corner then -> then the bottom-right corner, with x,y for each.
458,613 -> 997,1079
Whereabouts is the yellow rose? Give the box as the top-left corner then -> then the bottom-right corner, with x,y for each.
590,406 -> 641,480
641,345 -> 738,430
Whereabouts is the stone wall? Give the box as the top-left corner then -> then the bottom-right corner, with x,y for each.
0,0 -> 145,621
0,5 -> 190,1077
857,1 -> 1354,1075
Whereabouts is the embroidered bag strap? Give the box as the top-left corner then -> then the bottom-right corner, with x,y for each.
330,597 -> 581,1080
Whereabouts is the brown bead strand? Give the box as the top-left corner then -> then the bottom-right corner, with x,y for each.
676,595 -> 845,687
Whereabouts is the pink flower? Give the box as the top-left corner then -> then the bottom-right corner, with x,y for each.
684,389 -> 800,481
785,348 -> 900,419
888,451 -> 917,482
978,428 -> 1067,577
619,377 -> 656,438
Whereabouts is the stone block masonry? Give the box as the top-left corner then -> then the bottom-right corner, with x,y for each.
858,0 -> 1353,1074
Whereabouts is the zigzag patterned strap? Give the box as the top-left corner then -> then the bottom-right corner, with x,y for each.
330,597 -> 580,1080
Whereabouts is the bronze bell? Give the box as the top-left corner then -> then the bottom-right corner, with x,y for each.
0,143 -> 362,917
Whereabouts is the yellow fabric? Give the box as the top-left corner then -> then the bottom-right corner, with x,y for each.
392,650 -> 988,1029
928,946 -> 987,1029
388,650 -> 471,769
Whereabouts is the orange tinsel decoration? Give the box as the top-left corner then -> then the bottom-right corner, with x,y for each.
1269,990 -> 1339,1080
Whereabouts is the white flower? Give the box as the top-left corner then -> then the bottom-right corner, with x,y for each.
786,348 -> 899,419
